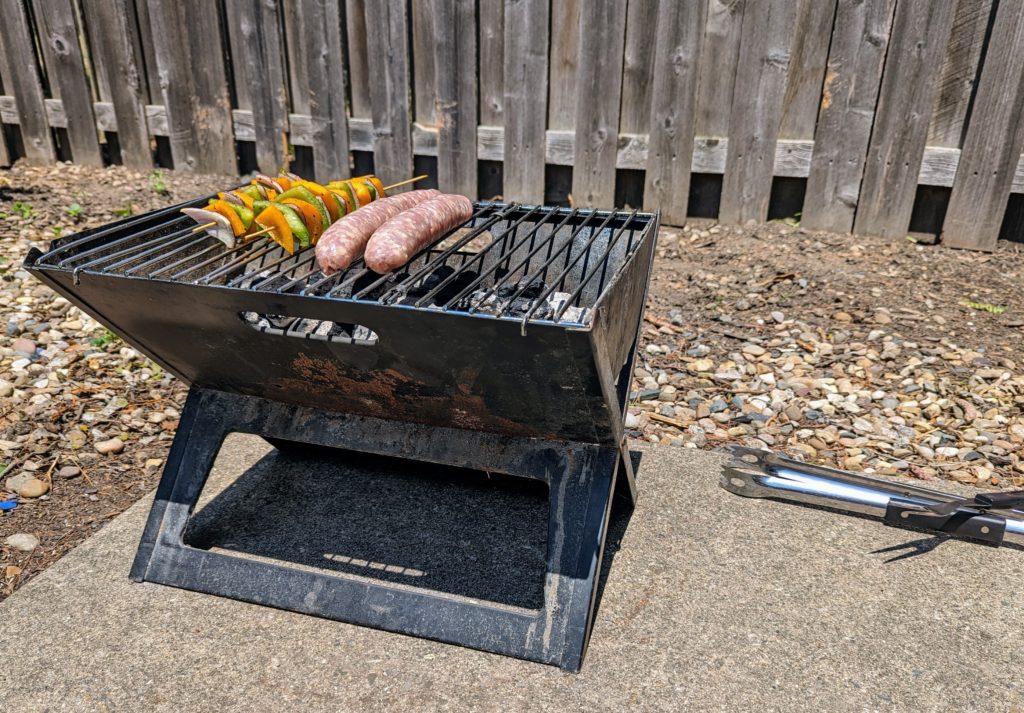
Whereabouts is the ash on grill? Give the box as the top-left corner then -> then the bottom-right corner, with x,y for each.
394,265 -> 589,322
241,311 -> 376,341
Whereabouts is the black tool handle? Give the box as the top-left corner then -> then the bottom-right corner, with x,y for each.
974,491 -> 1024,510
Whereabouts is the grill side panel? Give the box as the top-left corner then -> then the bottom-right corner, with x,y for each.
30,269 -> 619,444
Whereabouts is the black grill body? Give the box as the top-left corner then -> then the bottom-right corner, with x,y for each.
24,197 -> 659,671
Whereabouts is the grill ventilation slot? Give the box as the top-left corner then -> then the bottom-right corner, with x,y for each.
240,311 -> 378,345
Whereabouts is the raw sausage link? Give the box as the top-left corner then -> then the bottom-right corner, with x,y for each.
314,189 -> 440,273
364,194 -> 474,274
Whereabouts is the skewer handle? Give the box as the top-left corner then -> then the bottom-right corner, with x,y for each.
191,221 -> 216,233
246,225 -> 275,239
382,174 -> 428,192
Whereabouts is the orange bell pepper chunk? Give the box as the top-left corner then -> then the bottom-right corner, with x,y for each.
207,199 -> 246,236
280,198 -> 324,244
254,204 -> 295,254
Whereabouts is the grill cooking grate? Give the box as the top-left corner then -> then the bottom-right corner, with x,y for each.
35,200 -> 654,328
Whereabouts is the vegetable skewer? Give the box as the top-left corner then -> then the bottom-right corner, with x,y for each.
188,174 -> 428,248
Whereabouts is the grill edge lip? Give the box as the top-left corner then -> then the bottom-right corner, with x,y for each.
25,197 -> 659,331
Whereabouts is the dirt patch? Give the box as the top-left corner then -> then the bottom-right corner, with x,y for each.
634,220 -> 1024,487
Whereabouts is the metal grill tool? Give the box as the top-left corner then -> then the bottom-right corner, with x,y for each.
24,196 -> 660,671
722,446 -> 1024,547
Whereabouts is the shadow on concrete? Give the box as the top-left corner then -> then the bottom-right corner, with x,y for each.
184,443 -> 638,611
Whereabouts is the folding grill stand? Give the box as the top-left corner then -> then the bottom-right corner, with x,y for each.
129,386 -> 637,671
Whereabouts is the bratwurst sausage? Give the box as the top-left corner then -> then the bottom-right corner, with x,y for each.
314,188 -> 440,273
364,194 -> 474,274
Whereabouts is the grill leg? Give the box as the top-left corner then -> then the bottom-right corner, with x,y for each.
543,446 -> 620,671
129,387 -> 623,671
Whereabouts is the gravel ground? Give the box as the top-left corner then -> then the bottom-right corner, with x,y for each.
634,221 -> 1024,487
2,161 -> 1024,601
0,162 -> 231,599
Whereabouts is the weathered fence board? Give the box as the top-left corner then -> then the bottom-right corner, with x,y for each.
411,0 -> 436,125
503,0 -> 548,203
432,0 -> 477,198
571,0 -> 627,207
854,0 -> 956,239
802,0 -> 897,233
35,0 -> 102,165
942,0 -> 1024,251
344,0 -> 371,119
131,0 -> 158,103
547,0 -> 579,131
282,2 -> 310,115
695,0 -> 745,138
928,0 -> 994,147
642,0 -> 705,224
0,0 -> 55,163
619,0 -> 658,136
146,1 -> 200,170
363,0 -> 413,185
778,0 -> 837,140
719,0 -> 798,224
0,30 -> 9,167
186,0 -> 236,174
82,0 -> 151,170
294,0 -> 349,182
147,1 -> 235,174
478,0 -> 503,128
224,0 -> 289,174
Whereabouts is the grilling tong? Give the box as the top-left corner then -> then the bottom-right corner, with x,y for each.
721,446 -> 1024,547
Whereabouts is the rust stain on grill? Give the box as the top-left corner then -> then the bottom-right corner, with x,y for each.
275,352 -> 541,438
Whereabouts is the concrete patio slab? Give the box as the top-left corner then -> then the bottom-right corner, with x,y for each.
1,436 -> 1023,712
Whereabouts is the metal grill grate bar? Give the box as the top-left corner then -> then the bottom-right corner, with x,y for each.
520,210 -> 628,323
31,199 -> 656,328
39,200 -> 199,266
412,206 -> 561,309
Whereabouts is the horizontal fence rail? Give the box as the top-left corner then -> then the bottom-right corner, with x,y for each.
0,0 -> 1022,250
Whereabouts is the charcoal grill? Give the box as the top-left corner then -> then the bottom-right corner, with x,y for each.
24,195 -> 659,671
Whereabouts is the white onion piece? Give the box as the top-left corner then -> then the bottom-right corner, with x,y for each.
181,208 -> 235,248
255,174 -> 284,193
221,192 -> 244,206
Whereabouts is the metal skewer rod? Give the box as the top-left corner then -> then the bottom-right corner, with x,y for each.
382,175 -> 428,192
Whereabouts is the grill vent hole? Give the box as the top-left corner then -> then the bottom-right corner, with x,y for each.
240,312 -> 378,345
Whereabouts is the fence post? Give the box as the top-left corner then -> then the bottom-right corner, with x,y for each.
942,0 -> 1024,251
0,0 -> 56,164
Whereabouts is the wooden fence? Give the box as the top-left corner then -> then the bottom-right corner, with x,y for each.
1,0 -> 1023,251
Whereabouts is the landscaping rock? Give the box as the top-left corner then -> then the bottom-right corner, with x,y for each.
4,533 -> 39,552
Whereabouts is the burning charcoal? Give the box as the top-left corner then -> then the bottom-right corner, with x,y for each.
291,318 -> 319,334
400,265 -> 456,306
352,325 -> 375,341
547,292 -> 572,316
507,297 -> 535,315
264,314 -> 295,330
531,302 -> 553,321
496,284 -> 518,300
422,265 -> 455,292
515,277 -> 544,300
457,289 -> 497,313
433,270 -> 478,306
329,322 -> 354,339
351,271 -> 380,297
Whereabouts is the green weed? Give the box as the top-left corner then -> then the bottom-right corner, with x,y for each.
90,329 -> 121,347
149,170 -> 168,195
962,301 -> 1006,315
